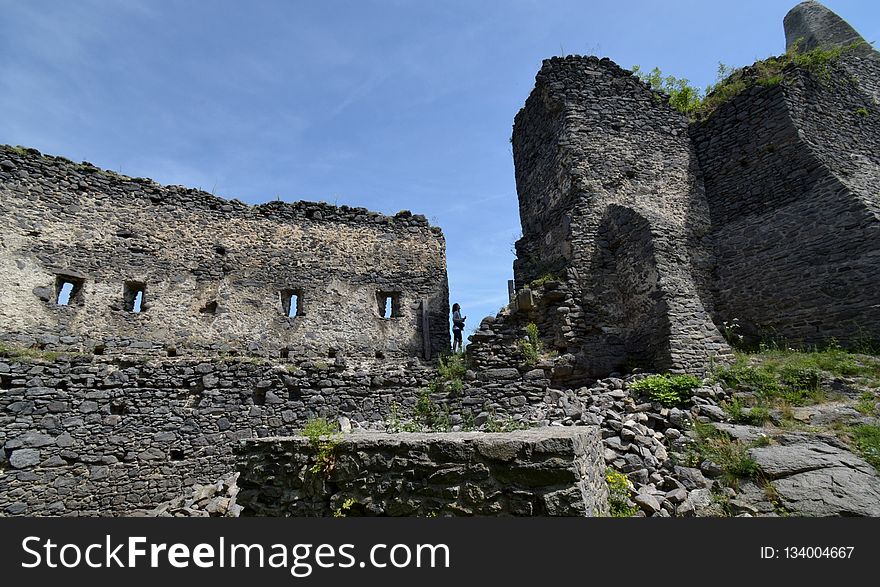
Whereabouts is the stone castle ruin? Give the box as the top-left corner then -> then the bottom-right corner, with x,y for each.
0,164 -> 450,359
471,1 -> 880,386
1,1 -> 879,517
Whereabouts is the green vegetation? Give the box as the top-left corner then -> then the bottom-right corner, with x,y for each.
850,424 -> 880,470
387,399 -> 524,434
856,107 -> 869,117
855,392 -> 878,416
484,413 -> 528,433
302,417 -> 341,476
723,397 -> 771,425
529,273 -> 557,289
219,354 -> 272,366
432,352 -> 467,394
459,409 -> 476,432
716,345 -> 880,416
386,391 -> 451,433
605,468 -> 639,517
628,373 -> 702,407
518,322 -> 545,367
630,65 -> 702,115
688,423 -> 761,488
386,401 -> 420,433
632,40 -> 866,118
0,341 -> 80,362
720,318 -> 742,347
332,497 -> 358,517
414,389 -> 451,432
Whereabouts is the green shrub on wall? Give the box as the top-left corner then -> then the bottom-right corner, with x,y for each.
632,40 -> 867,118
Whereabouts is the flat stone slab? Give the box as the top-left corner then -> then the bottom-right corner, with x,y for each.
749,435 -> 880,517
789,401 -> 864,426
236,427 -> 609,517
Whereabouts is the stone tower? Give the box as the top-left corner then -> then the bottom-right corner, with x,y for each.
470,1 -> 879,382
509,56 -> 731,378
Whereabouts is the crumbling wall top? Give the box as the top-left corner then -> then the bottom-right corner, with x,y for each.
0,146 -> 443,236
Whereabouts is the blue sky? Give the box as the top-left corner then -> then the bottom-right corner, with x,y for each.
2,1 -> 878,333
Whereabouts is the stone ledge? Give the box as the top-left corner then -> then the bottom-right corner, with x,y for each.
236,427 -> 609,517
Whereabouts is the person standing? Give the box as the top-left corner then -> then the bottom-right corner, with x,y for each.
451,303 -> 466,353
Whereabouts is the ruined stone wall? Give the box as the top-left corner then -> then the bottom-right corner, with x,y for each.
691,53 -> 880,347
0,353 -> 440,515
0,348 -> 580,516
501,56 -> 730,378
235,428 -> 609,517
475,4 -> 880,380
0,146 -> 450,359
792,50 -> 880,217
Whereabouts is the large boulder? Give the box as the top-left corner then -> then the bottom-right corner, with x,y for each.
749,435 -> 880,516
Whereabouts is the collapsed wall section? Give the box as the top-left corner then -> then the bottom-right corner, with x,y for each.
235,428 -> 609,517
0,146 -> 450,359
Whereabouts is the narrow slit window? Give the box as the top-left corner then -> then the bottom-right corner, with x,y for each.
281,289 -> 303,317
123,281 -> 146,313
55,275 -> 84,306
377,291 -> 401,319
58,282 -> 74,305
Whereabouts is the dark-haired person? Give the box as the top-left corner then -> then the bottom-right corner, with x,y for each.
451,303 -> 466,353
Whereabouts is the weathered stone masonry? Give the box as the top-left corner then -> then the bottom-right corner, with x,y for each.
469,1 -> 880,386
691,38 -> 880,348
0,355 -> 436,515
1,1 -> 879,517
0,143 -> 456,515
0,351 -> 589,515
0,145 -> 450,360
471,55 -> 733,383
236,428 -> 609,517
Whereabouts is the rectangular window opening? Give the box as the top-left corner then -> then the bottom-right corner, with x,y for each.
199,300 -> 218,315
281,289 -> 303,318
123,281 -> 146,313
55,275 -> 84,306
377,291 -> 401,319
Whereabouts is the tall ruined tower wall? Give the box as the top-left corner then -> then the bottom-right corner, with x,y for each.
509,57 -> 730,377
691,11 -> 880,348
496,3 -> 880,377
0,146 -> 450,359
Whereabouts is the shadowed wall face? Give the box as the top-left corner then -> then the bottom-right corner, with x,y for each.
0,146 -> 450,359
691,46 -> 880,348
